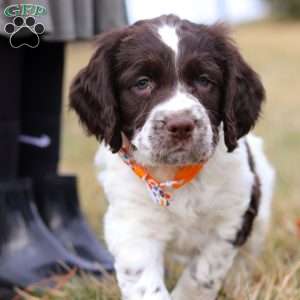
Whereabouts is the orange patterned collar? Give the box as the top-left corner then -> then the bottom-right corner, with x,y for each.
119,147 -> 206,207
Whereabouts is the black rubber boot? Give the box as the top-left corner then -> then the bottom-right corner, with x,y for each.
0,178 -> 104,291
34,175 -> 114,272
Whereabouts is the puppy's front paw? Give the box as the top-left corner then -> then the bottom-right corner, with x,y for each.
115,239 -> 171,300
142,285 -> 171,300
121,282 -> 171,300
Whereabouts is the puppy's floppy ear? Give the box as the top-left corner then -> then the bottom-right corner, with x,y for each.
218,27 -> 265,152
69,29 -> 127,153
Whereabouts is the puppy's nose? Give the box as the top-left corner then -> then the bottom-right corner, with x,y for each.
166,116 -> 195,139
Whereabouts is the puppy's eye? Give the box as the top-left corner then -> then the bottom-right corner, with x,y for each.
132,76 -> 154,96
135,77 -> 151,90
196,75 -> 211,87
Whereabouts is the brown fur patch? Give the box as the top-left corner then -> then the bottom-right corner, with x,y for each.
233,141 -> 261,246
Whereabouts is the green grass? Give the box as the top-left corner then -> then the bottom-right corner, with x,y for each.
19,21 -> 300,299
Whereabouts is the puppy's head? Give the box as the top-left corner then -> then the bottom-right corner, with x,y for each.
70,15 -> 265,166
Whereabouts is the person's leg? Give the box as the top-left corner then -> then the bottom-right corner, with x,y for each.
19,40 -> 114,269
0,38 -> 102,293
18,40 -> 64,178
0,36 -> 22,180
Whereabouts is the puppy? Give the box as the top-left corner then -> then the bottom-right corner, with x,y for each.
70,15 -> 275,300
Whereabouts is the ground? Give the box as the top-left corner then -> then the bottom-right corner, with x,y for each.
19,21 -> 300,299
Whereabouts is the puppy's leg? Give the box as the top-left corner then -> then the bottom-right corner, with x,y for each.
114,239 -> 171,300
172,239 -> 238,300
104,205 -> 171,300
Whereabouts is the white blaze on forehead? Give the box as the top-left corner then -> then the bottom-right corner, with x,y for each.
158,25 -> 179,55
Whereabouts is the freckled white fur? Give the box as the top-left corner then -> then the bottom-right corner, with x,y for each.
158,25 -> 179,55
95,132 -> 275,300
132,88 -> 213,166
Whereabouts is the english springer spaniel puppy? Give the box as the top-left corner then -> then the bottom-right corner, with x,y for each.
70,15 -> 275,300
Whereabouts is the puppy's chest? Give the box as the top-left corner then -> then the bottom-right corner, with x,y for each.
167,176 -> 234,221
164,182 -> 222,252
160,177 -> 249,253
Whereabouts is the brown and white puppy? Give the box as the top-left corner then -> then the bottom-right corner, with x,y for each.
70,15 -> 275,300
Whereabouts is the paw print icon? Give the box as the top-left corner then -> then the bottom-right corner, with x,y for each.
4,16 -> 45,48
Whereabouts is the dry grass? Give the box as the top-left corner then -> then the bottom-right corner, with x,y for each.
20,21 -> 300,299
